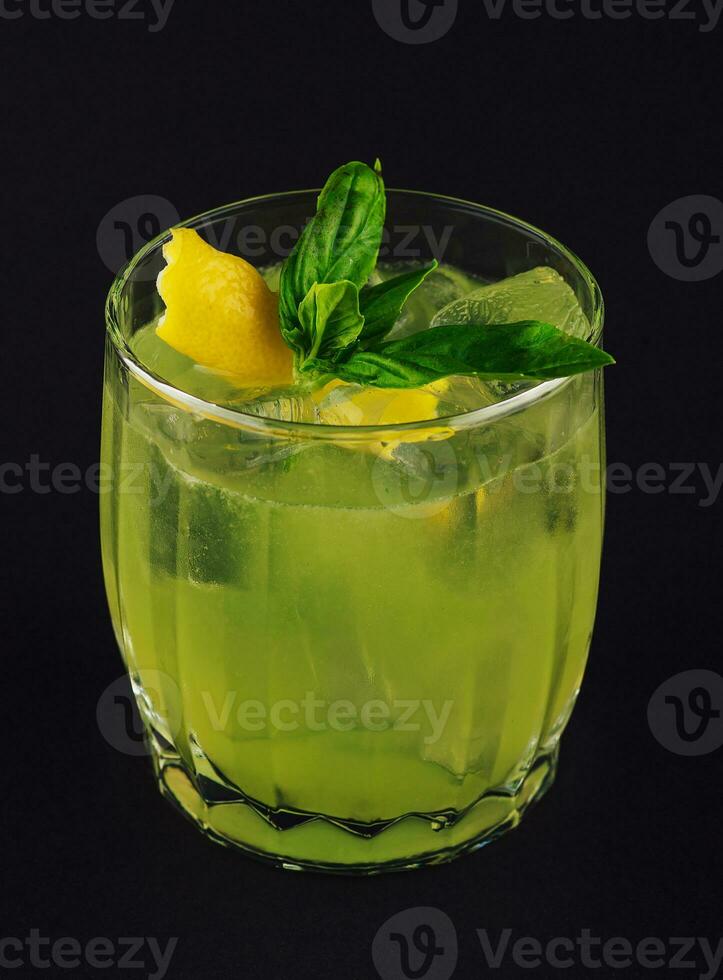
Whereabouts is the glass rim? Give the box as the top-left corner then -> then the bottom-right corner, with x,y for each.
105,187 -> 605,442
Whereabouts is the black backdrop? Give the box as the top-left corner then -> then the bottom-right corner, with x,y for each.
2,2 -> 723,978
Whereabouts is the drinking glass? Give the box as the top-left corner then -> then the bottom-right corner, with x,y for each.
101,190 -> 605,873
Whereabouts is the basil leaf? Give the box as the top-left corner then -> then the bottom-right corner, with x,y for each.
333,321 -> 615,389
358,261 -> 439,347
279,161 -> 386,355
297,280 -> 364,362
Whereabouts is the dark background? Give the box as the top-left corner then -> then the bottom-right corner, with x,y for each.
2,1 -> 722,978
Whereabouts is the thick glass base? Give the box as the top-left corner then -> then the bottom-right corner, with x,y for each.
148,732 -> 559,875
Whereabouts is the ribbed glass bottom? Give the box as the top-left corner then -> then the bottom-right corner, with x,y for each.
148,730 -> 559,874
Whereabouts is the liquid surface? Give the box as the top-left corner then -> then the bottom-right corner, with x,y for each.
129,262 -> 590,425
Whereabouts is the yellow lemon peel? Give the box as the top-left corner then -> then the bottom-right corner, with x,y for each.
313,379 -> 445,426
156,228 -> 294,386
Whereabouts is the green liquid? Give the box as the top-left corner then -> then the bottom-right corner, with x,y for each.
101,263 -> 604,870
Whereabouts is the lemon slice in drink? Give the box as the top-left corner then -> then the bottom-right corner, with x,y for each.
315,380 -> 444,426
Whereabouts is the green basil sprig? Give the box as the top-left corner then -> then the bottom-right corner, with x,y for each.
277,160 -> 614,387
297,280 -> 364,360
329,320 -> 614,388
278,161 -> 386,361
357,261 -> 438,348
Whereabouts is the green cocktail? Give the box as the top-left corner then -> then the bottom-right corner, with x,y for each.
101,180 -> 606,872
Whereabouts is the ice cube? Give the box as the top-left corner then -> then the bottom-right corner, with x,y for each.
233,388 -> 321,423
434,376 -> 495,416
185,483 -> 253,586
431,266 -> 590,338
146,444 -> 180,578
375,262 -> 483,340
431,267 -> 591,401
